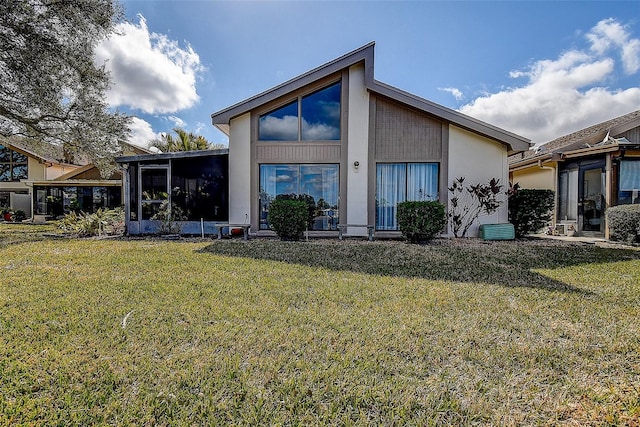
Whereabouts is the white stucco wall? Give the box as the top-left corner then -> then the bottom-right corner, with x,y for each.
345,63 -> 370,235
228,113 -> 251,225
448,125 -> 509,237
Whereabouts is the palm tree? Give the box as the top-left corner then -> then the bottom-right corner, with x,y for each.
149,128 -> 226,152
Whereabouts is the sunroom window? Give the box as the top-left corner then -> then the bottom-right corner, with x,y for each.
259,81 -> 341,141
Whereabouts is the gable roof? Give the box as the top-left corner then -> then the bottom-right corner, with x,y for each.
509,110 -> 640,168
211,42 -> 530,154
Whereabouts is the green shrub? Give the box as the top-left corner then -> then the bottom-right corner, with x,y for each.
397,200 -> 446,243
267,197 -> 309,241
272,193 -> 316,229
508,188 -> 555,237
607,204 -> 640,244
57,208 -> 125,237
12,210 -> 26,222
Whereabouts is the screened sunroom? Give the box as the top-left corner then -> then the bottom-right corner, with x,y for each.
116,149 -> 229,235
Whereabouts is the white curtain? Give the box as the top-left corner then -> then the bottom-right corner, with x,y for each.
620,160 -> 640,191
376,164 -> 406,230
407,163 -> 438,200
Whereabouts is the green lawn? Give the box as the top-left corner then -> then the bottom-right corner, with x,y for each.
1,223 -> 639,425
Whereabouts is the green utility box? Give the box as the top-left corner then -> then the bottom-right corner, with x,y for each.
479,223 -> 515,240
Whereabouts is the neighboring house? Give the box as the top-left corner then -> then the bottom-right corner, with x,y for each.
509,110 -> 640,238
211,42 -> 529,237
0,138 -> 79,216
1,137 -> 148,219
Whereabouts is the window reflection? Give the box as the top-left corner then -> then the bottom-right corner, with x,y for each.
259,164 -> 339,230
258,100 -> 298,141
0,144 -> 29,182
301,82 -> 341,140
258,81 -> 341,141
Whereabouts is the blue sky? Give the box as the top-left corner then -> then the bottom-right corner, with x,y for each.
95,1 -> 640,148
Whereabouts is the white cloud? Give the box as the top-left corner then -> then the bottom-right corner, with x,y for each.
95,15 -> 204,114
166,115 -> 187,128
127,117 -> 161,147
459,18 -> 640,144
439,87 -> 464,101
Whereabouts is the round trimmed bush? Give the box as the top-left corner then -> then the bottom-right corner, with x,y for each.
397,200 -> 446,243
267,197 -> 309,241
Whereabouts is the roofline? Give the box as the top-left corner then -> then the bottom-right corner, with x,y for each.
116,148 -> 229,164
211,42 -> 375,128
211,42 -> 530,153
366,80 -> 530,153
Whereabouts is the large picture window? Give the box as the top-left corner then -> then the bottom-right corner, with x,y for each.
376,163 -> 439,230
0,144 -> 28,182
619,159 -> 640,204
259,82 -> 341,141
259,164 -> 339,230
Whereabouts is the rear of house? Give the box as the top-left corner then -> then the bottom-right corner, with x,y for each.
209,42 -> 529,238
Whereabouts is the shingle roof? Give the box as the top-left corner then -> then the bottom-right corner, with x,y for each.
509,110 -> 640,167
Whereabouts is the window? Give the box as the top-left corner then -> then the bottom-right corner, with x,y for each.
0,144 -> 28,181
376,163 -> 439,230
259,82 -> 341,141
259,164 -> 339,230
171,156 -> 228,221
558,169 -> 578,220
619,159 -> 640,204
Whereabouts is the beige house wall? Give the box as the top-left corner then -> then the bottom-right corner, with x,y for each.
448,125 -> 509,237
228,113 -> 252,225
511,165 -> 556,190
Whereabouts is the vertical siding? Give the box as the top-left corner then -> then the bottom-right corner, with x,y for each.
255,144 -> 341,163
619,126 -> 640,142
373,98 -> 442,161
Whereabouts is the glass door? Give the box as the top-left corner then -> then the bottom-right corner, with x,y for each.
579,164 -> 605,233
139,167 -> 169,220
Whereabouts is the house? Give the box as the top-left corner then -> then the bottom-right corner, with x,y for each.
211,42 -> 529,238
1,138 -> 79,217
1,136 -> 148,219
509,110 -> 640,238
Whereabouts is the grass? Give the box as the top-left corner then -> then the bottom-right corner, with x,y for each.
1,223 -> 639,425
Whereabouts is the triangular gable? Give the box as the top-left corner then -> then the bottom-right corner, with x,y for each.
211,42 -> 530,154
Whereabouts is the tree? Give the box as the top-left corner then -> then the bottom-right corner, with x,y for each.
0,0 -> 131,176
149,128 -> 226,152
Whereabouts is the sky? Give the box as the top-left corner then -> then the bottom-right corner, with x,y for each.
95,0 -> 640,148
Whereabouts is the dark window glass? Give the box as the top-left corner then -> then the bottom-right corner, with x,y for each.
0,164 -> 10,181
12,152 -> 27,163
141,169 -> 168,200
301,82 -> 341,140
258,100 -> 298,141
171,156 -> 229,221
0,145 -> 9,162
12,165 -> 28,180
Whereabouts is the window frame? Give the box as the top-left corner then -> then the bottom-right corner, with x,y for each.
257,80 -> 342,142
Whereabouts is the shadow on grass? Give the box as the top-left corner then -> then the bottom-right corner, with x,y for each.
200,238 -> 640,294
